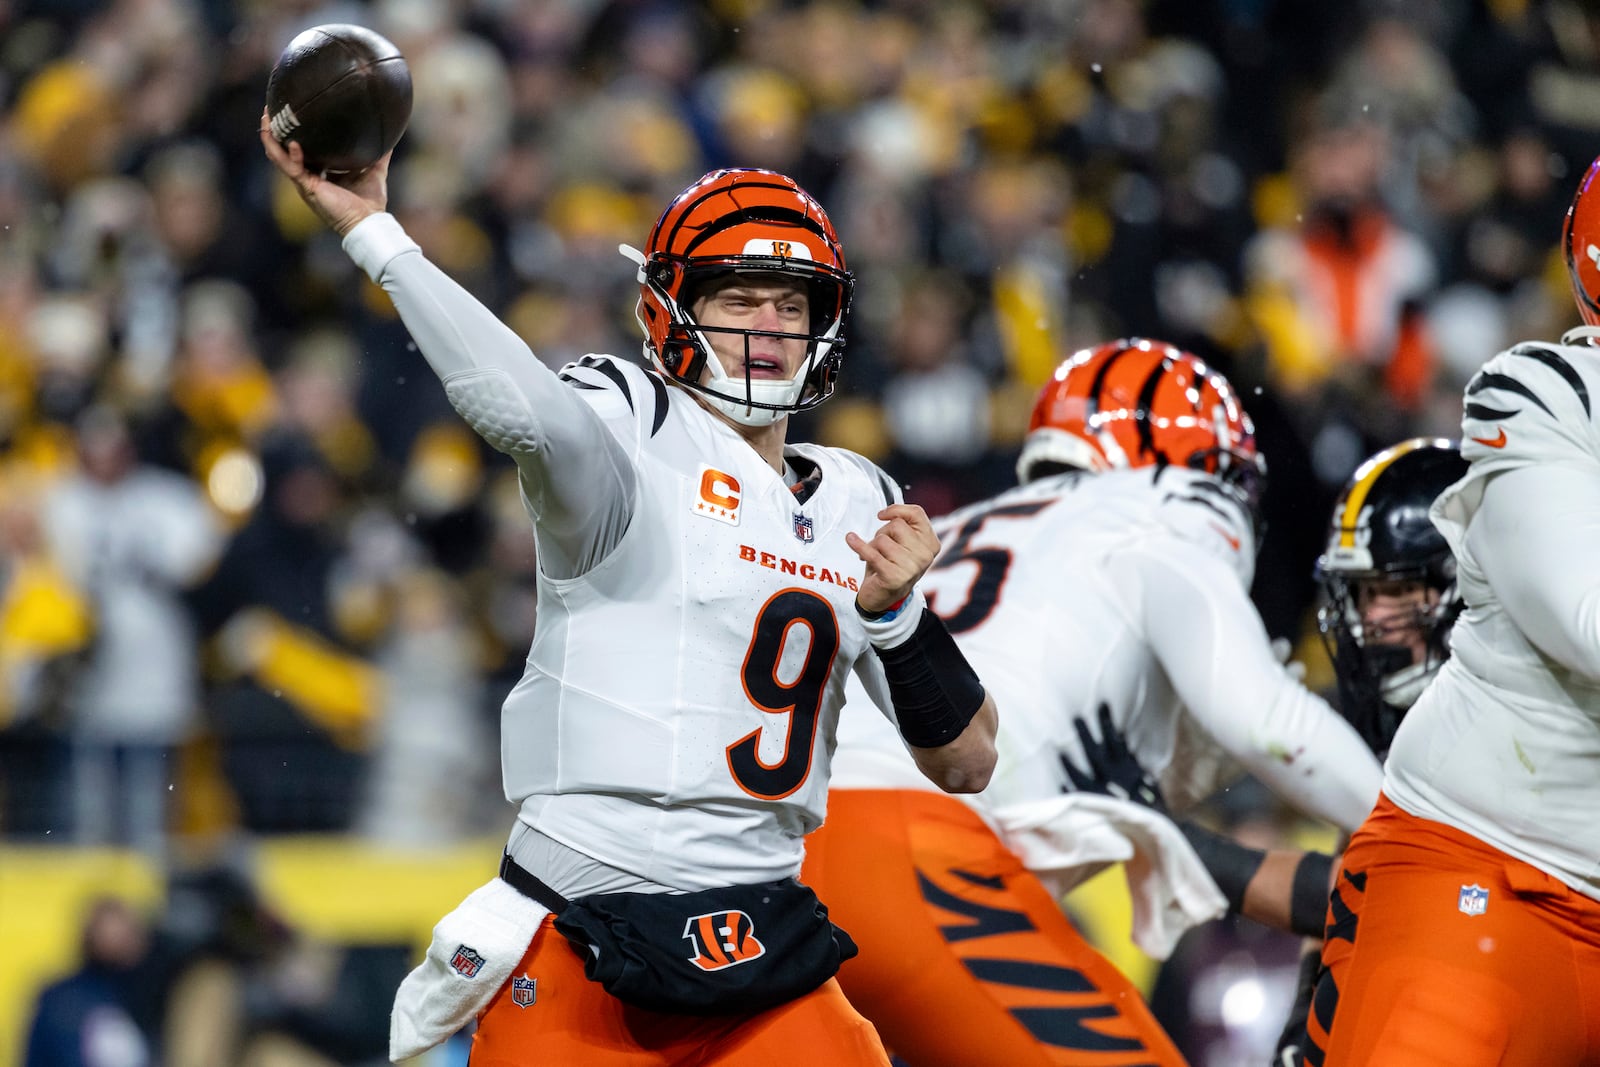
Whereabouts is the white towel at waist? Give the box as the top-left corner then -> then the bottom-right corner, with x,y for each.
989,792 -> 1226,960
390,876 -> 550,1062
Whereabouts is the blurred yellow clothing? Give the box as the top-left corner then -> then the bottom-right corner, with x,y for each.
173,363 -> 279,443
11,61 -> 118,186
0,423 -> 76,492
0,334 -> 36,435
1247,283 -> 1332,395
0,556 -> 93,724
217,609 -> 381,748
994,263 -> 1066,389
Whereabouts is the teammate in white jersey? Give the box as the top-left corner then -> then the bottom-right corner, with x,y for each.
1306,163 -> 1600,1067
260,127 -> 998,1064
802,339 -> 1383,1066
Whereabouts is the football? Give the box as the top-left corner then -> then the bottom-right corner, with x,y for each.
265,24 -> 412,175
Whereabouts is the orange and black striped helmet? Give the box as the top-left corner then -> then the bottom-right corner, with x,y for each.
1563,155 -> 1600,328
622,168 -> 853,426
1017,338 -> 1264,499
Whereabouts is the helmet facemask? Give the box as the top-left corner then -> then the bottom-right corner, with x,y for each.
1314,437 -> 1468,754
1317,564 -> 1460,753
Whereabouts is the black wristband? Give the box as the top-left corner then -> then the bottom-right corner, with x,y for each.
873,608 -> 985,748
1180,820 -> 1266,914
1288,850 -> 1335,938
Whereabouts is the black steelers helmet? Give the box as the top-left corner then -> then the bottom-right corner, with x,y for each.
1314,438 -> 1468,754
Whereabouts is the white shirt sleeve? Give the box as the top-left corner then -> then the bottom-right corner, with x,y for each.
1109,538 -> 1384,831
1468,464 -> 1600,679
342,213 -> 634,578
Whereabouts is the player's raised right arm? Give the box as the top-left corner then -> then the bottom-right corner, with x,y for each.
261,120 -> 634,578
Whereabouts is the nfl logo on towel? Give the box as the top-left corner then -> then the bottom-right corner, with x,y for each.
511,974 -> 537,1008
1458,884 -> 1489,916
793,513 -> 814,543
450,944 -> 486,978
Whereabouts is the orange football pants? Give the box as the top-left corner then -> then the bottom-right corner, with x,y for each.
802,788 -> 1187,1067
1308,794 -> 1600,1066
468,916 -> 891,1066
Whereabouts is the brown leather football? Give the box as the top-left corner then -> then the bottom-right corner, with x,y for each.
265,24 -> 412,175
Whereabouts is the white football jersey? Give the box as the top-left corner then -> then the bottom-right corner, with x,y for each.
1387,335 -> 1600,901
502,356 -> 902,887
832,466 -> 1383,835
340,214 -> 905,891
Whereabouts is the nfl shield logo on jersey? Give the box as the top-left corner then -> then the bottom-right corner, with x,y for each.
449,944 -> 486,978
1458,884 -> 1489,916
793,513 -> 814,543
511,974 -> 537,1008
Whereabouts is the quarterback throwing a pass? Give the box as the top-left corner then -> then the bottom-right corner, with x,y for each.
260,119 -> 997,1065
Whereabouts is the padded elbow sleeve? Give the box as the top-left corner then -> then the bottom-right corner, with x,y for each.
872,608 -> 985,748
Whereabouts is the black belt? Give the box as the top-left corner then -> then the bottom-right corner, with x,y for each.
499,852 -> 570,913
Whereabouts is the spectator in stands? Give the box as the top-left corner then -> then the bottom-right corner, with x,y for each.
23,896 -> 155,1067
42,404 -> 223,852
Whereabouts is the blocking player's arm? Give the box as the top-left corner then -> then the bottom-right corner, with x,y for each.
1177,822 -> 1337,937
341,215 -> 635,579
1111,538 -> 1383,832
1068,706 -> 1337,937
1470,463 -> 1600,680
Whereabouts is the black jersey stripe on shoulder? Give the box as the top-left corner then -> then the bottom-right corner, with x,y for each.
875,468 -> 897,506
1464,371 -> 1551,417
583,356 -> 634,414
1163,491 -> 1234,524
1186,479 -> 1238,504
1464,401 -> 1519,421
1510,344 -> 1590,417
559,376 -> 606,392
644,369 -> 671,437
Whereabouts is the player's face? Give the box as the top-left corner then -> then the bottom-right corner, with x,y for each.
1355,578 -> 1438,664
691,276 -> 811,384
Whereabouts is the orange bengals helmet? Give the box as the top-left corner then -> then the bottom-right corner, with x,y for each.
1017,338 -> 1265,501
620,168 -> 853,426
1563,155 -> 1600,328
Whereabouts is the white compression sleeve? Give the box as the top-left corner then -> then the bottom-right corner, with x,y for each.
342,213 -> 634,578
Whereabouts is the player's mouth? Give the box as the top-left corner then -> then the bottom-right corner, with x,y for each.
744,357 -> 787,379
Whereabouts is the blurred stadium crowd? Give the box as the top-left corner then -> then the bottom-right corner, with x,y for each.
1,0 -> 1597,1062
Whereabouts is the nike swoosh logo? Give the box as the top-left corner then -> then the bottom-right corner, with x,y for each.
1470,428 -> 1507,449
1209,524 -> 1242,552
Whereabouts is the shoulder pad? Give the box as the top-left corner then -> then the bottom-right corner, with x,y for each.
1461,342 -> 1600,469
827,448 -> 904,507
558,354 -> 673,437
1150,467 -> 1254,577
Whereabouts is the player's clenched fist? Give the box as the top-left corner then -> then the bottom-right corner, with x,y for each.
846,504 -> 939,615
